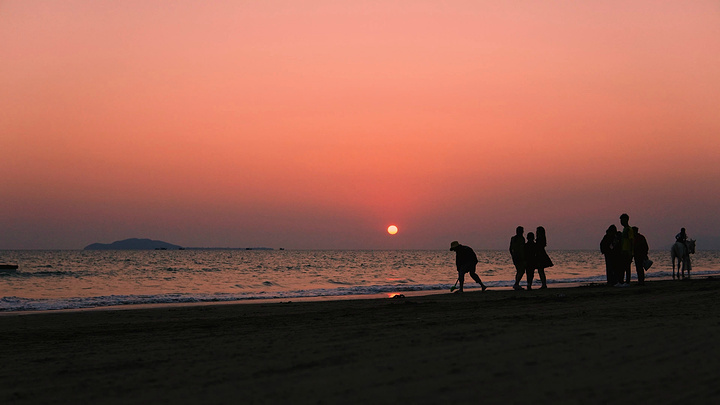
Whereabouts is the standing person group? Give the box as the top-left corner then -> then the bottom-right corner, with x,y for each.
509,226 -> 553,290
447,216 -> 659,292
600,213 -> 650,286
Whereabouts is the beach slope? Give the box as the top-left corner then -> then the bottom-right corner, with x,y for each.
2,278 -> 720,404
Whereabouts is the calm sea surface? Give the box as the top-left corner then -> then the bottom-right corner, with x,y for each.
2,249 -> 719,312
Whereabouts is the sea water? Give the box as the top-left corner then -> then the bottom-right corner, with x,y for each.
2,249 -> 719,312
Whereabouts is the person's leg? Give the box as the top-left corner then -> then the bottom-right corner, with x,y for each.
469,270 -> 487,291
538,267 -> 547,288
526,268 -> 534,290
513,263 -> 524,290
635,260 -> 645,285
625,257 -> 632,284
457,271 -> 465,292
615,259 -> 625,284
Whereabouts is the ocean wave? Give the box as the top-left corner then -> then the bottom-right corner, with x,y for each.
0,270 -> 79,278
2,270 -> 718,313
0,283 -> 452,312
0,277 -> 611,312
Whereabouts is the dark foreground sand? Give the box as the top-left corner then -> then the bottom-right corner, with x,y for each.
2,278 -> 720,404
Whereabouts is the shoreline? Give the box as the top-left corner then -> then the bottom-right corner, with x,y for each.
2,277 -> 720,403
0,281 -> 644,316
4,272 -> 719,316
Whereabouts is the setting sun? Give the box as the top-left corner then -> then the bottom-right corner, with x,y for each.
387,225 -> 398,235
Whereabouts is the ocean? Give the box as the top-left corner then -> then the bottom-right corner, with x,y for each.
2,249 -> 719,312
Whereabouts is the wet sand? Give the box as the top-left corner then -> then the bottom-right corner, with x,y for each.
2,278 -> 720,404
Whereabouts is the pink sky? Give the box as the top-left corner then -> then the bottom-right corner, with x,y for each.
2,1 -> 720,250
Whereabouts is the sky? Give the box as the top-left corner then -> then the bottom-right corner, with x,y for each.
2,0 -> 720,250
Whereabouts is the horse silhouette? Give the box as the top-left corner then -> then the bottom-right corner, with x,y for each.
671,239 -> 696,279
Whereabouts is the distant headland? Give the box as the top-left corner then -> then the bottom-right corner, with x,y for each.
83,238 -> 275,251
84,238 -> 183,250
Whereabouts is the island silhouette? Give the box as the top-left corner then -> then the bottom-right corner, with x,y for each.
83,238 -> 275,250
84,238 -> 183,250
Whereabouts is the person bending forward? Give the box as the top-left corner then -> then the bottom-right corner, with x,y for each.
450,241 -> 487,293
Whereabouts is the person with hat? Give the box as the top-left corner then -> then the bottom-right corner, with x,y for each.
450,241 -> 488,293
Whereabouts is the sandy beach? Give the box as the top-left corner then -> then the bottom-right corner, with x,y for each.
2,278 -> 720,404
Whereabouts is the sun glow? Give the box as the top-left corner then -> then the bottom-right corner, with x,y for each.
387,225 -> 398,235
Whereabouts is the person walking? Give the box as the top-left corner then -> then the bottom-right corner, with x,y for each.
535,226 -> 553,289
450,241 -> 487,293
509,226 -> 526,291
600,225 -> 619,285
633,226 -> 649,285
525,232 -> 538,290
619,213 -> 634,285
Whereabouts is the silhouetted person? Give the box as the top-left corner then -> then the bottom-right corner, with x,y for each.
450,241 -> 487,293
535,226 -> 552,289
509,226 -> 526,291
615,230 -> 624,284
600,225 -> 619,285
676,227 -> 689,253
632,226 -> 649,286
525,232 -> 538,290
676,227 -> 687,244
619,213 -> 634,285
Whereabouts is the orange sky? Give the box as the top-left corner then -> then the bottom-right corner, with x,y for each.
2,1 -> 720,249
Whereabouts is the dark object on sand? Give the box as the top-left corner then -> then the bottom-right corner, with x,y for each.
0,264 -> 19,271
